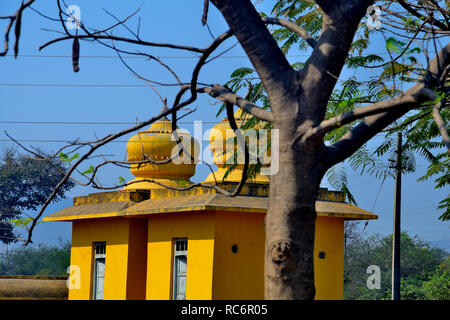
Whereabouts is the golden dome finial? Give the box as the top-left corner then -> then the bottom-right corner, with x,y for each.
160,98 -> 169,119
203,107 -> 270,184
125,108 -> 199,190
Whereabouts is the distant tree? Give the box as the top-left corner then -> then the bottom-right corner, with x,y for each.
0,241 -> 70,276
421,256 -> 450,300
344,229 -> 448,300
0,149 -> 75,244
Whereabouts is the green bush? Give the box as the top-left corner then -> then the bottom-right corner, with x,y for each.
0,241 -> 70,276
344,226 -> 448,300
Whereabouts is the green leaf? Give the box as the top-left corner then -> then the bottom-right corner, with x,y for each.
345,54 -> 384,69
437,197 -> 450,221
81,165 -> 95,175
176,179 -> 190,187
59,152 -> 79,164
68,153 -> 79,162
230,67 -> 255,78
9,216 -> 33,228
58,152 -> 69,160
386,37 -> 405,54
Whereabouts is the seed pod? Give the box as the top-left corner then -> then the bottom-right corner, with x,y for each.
72,37 -> 80,72
202,0 -> 209,26
14,11 -> 22,58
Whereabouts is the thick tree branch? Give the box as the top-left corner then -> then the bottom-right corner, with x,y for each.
262,16 -> 317,49
211,0 -> 295,105
309,85 -> 432,139
420,88 -> 450,153
201,84 -> 274,123
326,42 -> 450,167
297,0 -> 373,121
432,101 -> 450,153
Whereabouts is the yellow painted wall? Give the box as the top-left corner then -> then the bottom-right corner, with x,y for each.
313,216 -> 344,300
69,218 -> 148,300
211,213 -> 344,300
212,212 -> 265,299
69,213 -> 343,300
146,212 -> 215,300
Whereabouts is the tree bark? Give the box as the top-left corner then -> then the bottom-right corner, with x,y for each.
209,0 -> 376,300
265,123 -> 328,300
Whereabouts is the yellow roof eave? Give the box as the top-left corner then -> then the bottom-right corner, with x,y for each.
43,194 -> 377,222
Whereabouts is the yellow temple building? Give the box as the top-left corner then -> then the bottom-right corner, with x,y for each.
43,110 -> 377,300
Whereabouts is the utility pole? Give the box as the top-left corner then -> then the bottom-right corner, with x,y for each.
391,131 -> 402,300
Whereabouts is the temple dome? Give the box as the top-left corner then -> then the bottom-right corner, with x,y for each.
125,117 -> 200,190
204,108 -> 271,184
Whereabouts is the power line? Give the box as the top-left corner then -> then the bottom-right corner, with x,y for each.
0,120 -> 222,125
0,138 -> 215,143
0,139 -> 127,143
0,83 -> 150,87
5,52 -> 424,59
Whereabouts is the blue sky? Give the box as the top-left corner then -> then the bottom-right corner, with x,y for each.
0,0 -> 448,251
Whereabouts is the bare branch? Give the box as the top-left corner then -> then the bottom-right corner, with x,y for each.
14,22 -> 237,245
18,103 -> 190,245
397,0 -> 448,31
224,101 -> 250,196
111,41 -> 183,87
202,0 -> 209,26
101,7 -> 142,39
0,0 -> 35,57
363,17 -> 428,69
39,33 -> 206,53
0,16 -> 15,56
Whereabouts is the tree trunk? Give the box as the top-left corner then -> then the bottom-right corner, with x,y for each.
209,0 -> 368,300
265,127 -> 327,300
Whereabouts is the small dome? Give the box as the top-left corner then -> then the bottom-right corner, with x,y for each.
204,108 -> 271,184
125,117 -> 200,190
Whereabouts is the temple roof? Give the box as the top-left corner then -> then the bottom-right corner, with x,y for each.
43,187 -> 377,222
43,108 -> 377,224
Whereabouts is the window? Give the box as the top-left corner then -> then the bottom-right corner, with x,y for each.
93,242 -> 106,300
172,239 -> 187,300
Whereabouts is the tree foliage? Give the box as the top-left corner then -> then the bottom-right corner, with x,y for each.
421,256 -> 450,300
0,149 -> 75,244
0,241 -> 70,276
344,224 -> 448,300
221,0 -> 450,218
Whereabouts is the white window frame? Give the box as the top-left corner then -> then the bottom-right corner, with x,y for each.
172,238 -> 187,300
93,242 -> 106,300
